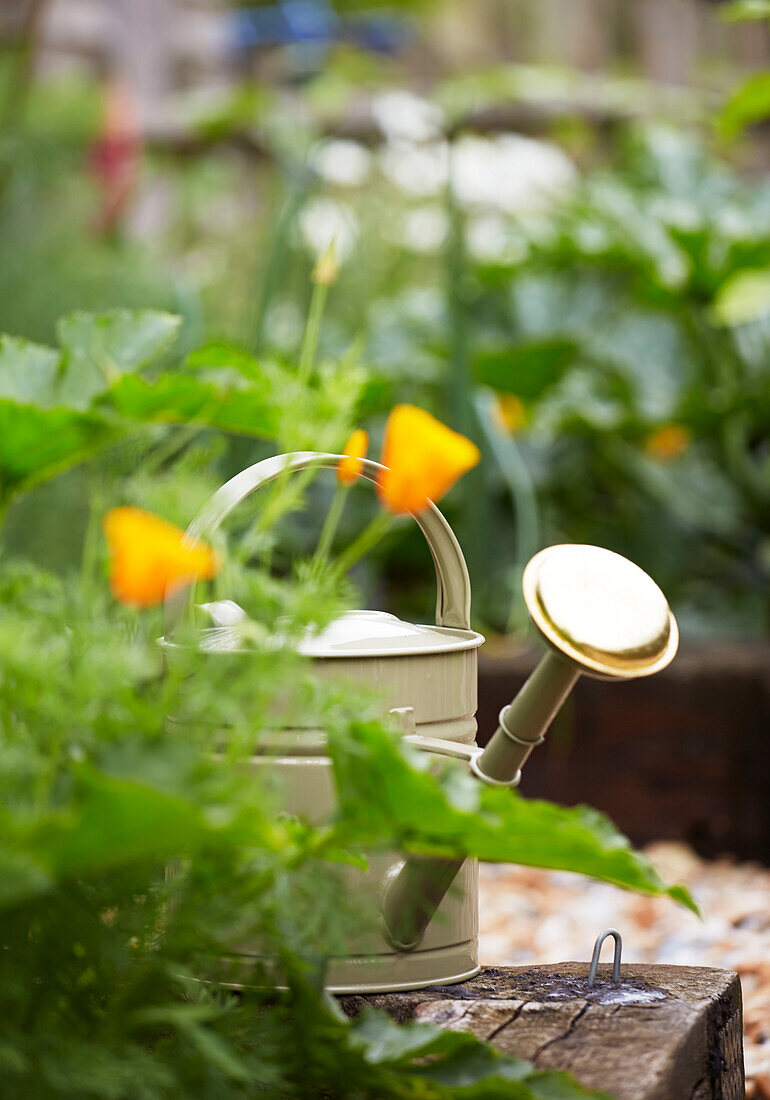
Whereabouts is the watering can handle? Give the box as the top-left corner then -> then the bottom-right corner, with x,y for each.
165,451 -> 472,635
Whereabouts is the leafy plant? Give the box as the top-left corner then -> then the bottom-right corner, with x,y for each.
0,537 -> 689,1099
457,125 -> 770,634
0,305 -> 695,1096
0,306 -> 370,520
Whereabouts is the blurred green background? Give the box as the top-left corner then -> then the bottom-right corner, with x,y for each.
2,0 -> 770,637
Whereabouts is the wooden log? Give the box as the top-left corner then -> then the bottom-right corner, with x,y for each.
339,964 -> 744,1100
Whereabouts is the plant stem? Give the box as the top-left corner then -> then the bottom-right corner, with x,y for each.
473,392 -> 539,633
141,421 -> 206,479
314,483 -> 348,563
298,278 -> 328,384
445,142 -> 485,598
81,479 -> 106,601
256,466 -> 319,535
249,174 -> 307,353
333,510 -> 395,577
259,269 -> 329,542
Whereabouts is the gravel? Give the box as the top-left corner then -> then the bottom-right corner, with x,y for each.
479,843 -> 770,1097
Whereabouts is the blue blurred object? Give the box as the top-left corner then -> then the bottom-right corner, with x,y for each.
345,13 -> 410,53
231,1 -> 410,58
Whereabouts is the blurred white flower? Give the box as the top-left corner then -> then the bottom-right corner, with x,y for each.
298,198 -> 357,261
451,133 -> 576,214
466,213 -> 527,264
401,285 -> 444,324
715,205 -> 753,238
390,205 -> 448,254
656,251 -> 690,290
379,140 -> 449,198
650,195 -> 702,233
574,221 -> 610,254
371,90 -> 444,143
310,139 -> 372,188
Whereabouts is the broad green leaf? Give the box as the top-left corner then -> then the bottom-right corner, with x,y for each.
329,721 -> 697,912
0,850 -> 52,908
0,765 -> 289,903
717,71 -> 770,137
584,309 -> 689,421
348,1008 -> 609,1098
105,372 -> 278,438
718,0 -> 770,21
472,339 -> 578,400
6,768 -> 209,882
185,341 -> 266,380
56,310 -> 182,409
711,268 -> 770,326
0,336 -> 61,407
0,403 -> 116,496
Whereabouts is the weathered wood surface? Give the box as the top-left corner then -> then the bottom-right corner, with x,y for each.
339,964 -> 744,1100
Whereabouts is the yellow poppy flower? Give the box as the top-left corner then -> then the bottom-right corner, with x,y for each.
337,429 -> 368,486
103,507 -> 217,608
377,405 -> 480,515
645,424 -> 691,461
494,393 -> 527,434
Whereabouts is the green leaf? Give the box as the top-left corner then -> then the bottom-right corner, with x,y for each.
717,71 -> 770,137
56,310 -> 182,409
329,721 -> 698,913
0,850 -> 52,907
185,341 -> 266,381
4,768 -> 209,886
711,268 -> 770,326
472,339 -> 578,400
585,309 -> 689,421
717,0 -> 770,21
0,403 -> 116,496
0,336 -> 61,407
105,372 -> 278,438
131,1007 -> 250,1083
0,337 -> 118,499
348,1009 -> 609,1098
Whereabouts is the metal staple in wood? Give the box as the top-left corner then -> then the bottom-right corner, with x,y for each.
588,928 -> 622,986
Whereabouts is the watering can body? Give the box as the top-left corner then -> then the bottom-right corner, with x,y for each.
241,608 -> 486,993
164,452 -> 486,993
164,451 -> 679,994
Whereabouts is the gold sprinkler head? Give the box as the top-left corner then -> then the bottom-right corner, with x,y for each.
522,544 -> 678,680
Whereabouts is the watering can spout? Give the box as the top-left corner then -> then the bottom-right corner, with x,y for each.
471,651 -> 578,786
382,544 -> 679,953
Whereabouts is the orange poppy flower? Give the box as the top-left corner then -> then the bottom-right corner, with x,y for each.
337,429 -> 368,486
377,405 -> 480,515
103,507 -> 217,608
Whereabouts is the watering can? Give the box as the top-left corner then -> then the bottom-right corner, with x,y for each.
164,452 -> 678,994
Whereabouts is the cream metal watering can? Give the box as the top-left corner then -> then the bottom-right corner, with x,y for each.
164,452 -> 679,994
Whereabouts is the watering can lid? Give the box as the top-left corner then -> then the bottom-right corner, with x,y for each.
164,606 -> 483,659
296,609 -> 484,658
